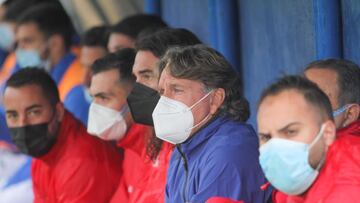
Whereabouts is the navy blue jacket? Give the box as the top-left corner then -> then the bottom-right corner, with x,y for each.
165,116 -> 272,203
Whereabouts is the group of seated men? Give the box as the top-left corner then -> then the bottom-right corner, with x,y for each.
0,1 -> 359,203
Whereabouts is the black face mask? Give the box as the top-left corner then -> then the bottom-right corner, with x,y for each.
9,122 -> 57,157
127,82 -> 160,126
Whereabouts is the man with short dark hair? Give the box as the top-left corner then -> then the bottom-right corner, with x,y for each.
108,14 -> 167,53
88,49 -> 136,141
154,45 -> 270,202
0,0 -> 57,69
14,2 -> 83,100
257,75 -> 360,202
87,49 -> 162,203
122,28 -> 202,203
3,68 -> 122,202
64,26 -> 109,125
304,59 -> 360,129
133,28 -> 201,90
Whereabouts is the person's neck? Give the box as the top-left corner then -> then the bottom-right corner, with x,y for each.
48,48 -> 68,69
125,112 -> 134,129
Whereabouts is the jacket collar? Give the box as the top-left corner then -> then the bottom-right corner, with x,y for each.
337,119 -> 360,137
38,111 -> 74,164
179,116 -> 228,155
50,52 -> 76,84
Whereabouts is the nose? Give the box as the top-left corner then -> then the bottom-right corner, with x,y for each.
17,114 -> 28,127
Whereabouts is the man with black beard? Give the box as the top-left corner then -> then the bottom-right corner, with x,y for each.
3,68 -> 122,202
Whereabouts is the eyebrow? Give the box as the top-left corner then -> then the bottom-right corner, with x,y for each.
6,104 -> 43,114
139,69 -> 153,75
5,110 -> 17,115
93,92 -> 110,98
258,132 -> 270,138
169,83 -> 185,89
26,104 -> 43,111
278,122 -> 302,133
258,122 -> 302,137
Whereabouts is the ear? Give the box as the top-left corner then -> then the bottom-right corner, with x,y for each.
55,102 -> 65,122
209,88 -> 225,115
322,120 -> 336,148
342,104 -> 360,127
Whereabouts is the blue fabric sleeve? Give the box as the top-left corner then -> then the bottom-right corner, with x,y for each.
0,110 -> 11,143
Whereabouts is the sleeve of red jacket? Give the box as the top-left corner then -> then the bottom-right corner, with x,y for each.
55,157 -> 121,203
206,197 -> 244,203
117,124 -> 150,157
109,175 -> 129,203
323,185 -> 360,203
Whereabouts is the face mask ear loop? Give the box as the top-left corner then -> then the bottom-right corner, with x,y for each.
309,124 -> 326,171
187,90 -> 215,131
333,104 -> 352,117
309,124 -> 326,149
120,104 -> 130,116
188,113 -> 212,132
116,104 -> 129,123
315,153 -> 326,171
189,90 -> 214,110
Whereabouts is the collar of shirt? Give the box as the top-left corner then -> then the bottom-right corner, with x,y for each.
38,111 -> 73,164
337,119 -> 360,137
179,115 -> 228,155
50,53 -> 76,85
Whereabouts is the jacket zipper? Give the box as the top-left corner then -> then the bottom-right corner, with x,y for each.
177,145 -> 189,203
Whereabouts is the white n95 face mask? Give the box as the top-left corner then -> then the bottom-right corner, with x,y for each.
152,91 -> 213,144
87,102 -> 128,141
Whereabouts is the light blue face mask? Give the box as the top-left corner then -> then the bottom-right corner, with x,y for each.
15,49 -> 44,68
0,24 -> 14,51
259,125 -> 325,195
333,105 -> 350,117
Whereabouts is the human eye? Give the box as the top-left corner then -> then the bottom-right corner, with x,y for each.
96,94 -> 109,102
173,88 -> 184,93
6,112 -> 18,121
28,109 -> 42,118
284,128 -> 298,137
141,73 -> 152,81
259,133 -> 271,143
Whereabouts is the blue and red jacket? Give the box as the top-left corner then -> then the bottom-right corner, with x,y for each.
165,116 -> 272,203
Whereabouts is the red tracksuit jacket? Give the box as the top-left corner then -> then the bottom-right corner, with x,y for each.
32,111 -> 122,203
110,124 -> 173,203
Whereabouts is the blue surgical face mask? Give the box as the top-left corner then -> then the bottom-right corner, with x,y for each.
0,23 -> 14,51
259,125 -> 325,195
333,105 -> 350,117
15,49 -> 44,68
